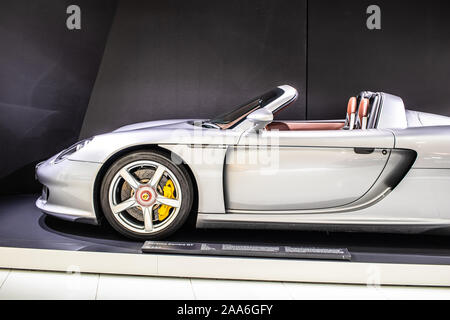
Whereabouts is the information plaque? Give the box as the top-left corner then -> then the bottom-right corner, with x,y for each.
142,241 -> 351,261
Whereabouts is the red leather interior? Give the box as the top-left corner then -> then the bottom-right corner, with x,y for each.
265,96 -> 361,131
359,98 -> 369,118
347,97 -> 357,115
266,121 -> 345,131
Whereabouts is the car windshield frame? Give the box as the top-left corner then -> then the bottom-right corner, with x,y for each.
210,88 -> 284,129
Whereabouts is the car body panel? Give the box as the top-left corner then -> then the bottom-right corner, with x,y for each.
389,126 -> 450,169
198,169 -> 450,231
161,143 -> 230,214
225,129 -> 394,210
35,85 -> 450,234
36,155 -> 101,224
376,93 -> 408,130
225,147 -> 390,210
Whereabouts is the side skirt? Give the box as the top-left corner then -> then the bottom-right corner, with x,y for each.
196,213 -> 450,235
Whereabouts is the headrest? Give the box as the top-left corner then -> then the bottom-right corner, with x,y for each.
347,97 -> 357,114
359,98 -> 369,118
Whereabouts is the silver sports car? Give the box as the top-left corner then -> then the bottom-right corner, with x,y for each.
36,85 -> 450,240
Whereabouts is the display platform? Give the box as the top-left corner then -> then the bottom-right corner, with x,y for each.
142,241 -> 352,260
1,194 -> 450,286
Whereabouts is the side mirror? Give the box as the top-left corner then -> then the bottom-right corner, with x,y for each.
247,108 -> 273,131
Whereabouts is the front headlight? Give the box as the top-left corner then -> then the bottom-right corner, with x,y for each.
54,138 -> 93,163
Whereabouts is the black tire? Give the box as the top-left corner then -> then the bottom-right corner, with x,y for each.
100,150 -> 194,240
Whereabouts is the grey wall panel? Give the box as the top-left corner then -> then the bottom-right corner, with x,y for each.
80,0 -> 307,138
308,0 -> 450,120
0,0 -> 116,194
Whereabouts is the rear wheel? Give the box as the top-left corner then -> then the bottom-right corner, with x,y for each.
100,150 -> 193,240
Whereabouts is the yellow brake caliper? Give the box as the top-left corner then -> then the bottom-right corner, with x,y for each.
157,180 -> 175,221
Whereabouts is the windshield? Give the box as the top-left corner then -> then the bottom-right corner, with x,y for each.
210,88 -> 283,129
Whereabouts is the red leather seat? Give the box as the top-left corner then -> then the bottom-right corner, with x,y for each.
346,97 -> 357,130
358,98 -> 369,129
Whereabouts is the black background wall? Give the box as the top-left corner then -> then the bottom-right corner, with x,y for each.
308,0 -> 450,120
1,0 -> 450,195
0,0 -> 116,194
79,0 -> 307,138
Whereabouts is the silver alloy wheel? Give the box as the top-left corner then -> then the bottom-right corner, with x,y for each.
108,160 -> 182,234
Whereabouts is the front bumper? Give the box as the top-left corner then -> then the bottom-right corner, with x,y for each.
35,156 -> 103,225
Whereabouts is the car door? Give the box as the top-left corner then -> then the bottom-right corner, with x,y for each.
224,129 -> 394,211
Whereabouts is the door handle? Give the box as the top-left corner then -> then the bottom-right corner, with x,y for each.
354,148 -> 375,154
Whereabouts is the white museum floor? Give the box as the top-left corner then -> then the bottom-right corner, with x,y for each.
0,268 -> 449,300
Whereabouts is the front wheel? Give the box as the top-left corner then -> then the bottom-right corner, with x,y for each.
100,150 -> 193,240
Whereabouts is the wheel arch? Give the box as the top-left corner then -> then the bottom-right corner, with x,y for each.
92,144 -> 199,224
